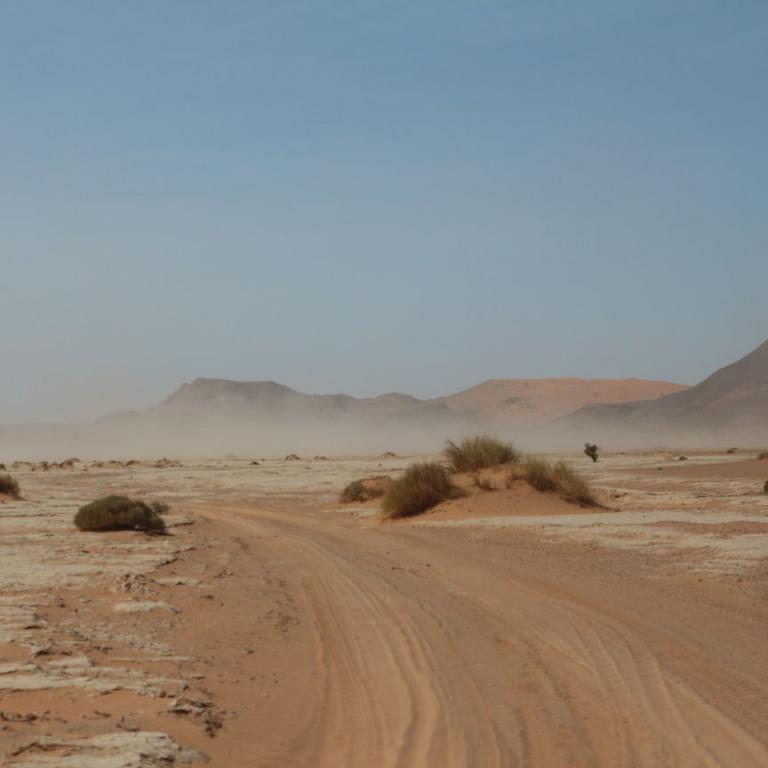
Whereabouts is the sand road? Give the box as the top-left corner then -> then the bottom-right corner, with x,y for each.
193,501 -> 768,768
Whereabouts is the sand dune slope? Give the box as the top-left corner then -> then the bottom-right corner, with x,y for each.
438,378 -> 687,426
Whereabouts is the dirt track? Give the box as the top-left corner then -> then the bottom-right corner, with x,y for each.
2,453 -> 768,767
193,498 -> 768,767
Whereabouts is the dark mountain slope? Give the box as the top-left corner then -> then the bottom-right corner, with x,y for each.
566,339 -> 768,431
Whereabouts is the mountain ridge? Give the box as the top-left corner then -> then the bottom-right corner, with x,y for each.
564,338 -> 768,432
149,375 -> 688,427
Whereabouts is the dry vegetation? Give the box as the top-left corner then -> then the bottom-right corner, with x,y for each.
0,472 -> 21,498
514,457 -> 597,506
74,495 -> 167,533
380,436 -> 597,519
340,476 -> 391,503
382,462 -> 464,519
445,435 -> 518,472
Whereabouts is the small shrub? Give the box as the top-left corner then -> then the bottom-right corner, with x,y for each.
521,457 -> 558,493
584,443 -> 599,463
382,462 -> 463,519
758,452 -> 768,461
550,460 -> 597,506
763,480 -> 768,495
74,496 -> 166,533
726,447 -> 738,454
341,480 -> 367,503
340,478 -> 388,503
519,458 -> 597,506
445,436 -> 518,473
0,473 -> 20,498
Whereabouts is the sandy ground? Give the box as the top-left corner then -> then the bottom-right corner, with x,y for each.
1,450 -> 768,766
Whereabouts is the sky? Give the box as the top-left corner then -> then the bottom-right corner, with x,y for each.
1,1 -> 767,423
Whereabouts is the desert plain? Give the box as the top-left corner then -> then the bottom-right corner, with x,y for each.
1,447 -> 768,767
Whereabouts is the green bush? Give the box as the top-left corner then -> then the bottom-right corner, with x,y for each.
757,451 -> 768,461
584,443 -> 599,463
382,462 -> 463,519
0,473 -> 20,498
445,436 -> 518,472
74,496 -> 167,533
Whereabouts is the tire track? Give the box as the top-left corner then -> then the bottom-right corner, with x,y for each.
198,503 -> 768,768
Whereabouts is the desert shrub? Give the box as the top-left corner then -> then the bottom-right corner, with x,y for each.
726,447 -> 738,454
519,457 -> 597,506
445,436 -> 518,473
763,480 -> 768,495
521,457 -> 558,493
340,479 -> 386,503
550,460 -> 597,506
0,473 -> 20,498
382,462 -> 463,519
74,496 -> 166,533
341,480 -> 367,503
758,452 -> 768,461
584,443 -> 599,463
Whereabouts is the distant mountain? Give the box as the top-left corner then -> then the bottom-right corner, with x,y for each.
154,378 -> 453,424
436,378 -> 688,426
564,339 -> 768,434
0,371 -> 717,460
151,376 -> 688,428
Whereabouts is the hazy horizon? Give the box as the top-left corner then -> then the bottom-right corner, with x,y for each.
2,2 -> 767,423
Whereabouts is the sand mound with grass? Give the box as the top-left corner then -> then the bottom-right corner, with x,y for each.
406,467 -> 604,522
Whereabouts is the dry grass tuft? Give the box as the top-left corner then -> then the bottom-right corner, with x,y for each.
445,436 -> 518,472
74,496 -> 167,533
0,473 -> 20,498
382,462 -> 464,519
513,457 -> 597,506
340,476 -> 390,503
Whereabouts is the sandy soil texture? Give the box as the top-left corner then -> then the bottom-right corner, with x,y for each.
1,451 -> 767,766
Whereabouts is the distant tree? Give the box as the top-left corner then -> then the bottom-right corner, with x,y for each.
584,443 -> 599,463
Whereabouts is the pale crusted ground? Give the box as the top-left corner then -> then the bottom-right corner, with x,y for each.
1,449 -> 767,766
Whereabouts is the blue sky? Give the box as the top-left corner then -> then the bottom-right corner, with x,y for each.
1,1 -> 766,421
